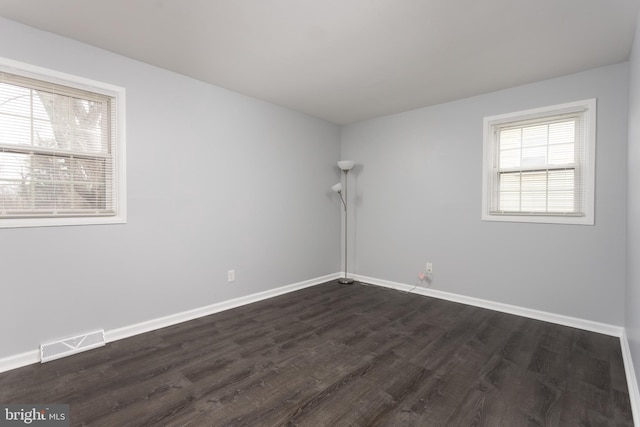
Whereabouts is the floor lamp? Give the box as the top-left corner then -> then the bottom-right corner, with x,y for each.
332,160 -> 355,284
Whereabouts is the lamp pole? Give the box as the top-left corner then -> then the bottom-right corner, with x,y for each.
335,160 -> 355,284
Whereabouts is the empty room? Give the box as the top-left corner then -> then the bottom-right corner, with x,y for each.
0,1 -> 640,425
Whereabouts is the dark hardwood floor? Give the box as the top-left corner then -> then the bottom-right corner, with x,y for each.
0,281 -> 634,426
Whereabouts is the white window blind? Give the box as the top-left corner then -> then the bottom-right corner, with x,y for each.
482,99 -> 596,225
0,59 -> 125,227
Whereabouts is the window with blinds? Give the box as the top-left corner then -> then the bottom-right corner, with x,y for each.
0,58 -> 126,228
482,99 -> 596,225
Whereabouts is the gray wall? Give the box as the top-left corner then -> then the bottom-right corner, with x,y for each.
0,18 -> 341,359
341,63 -> 629,325
0,14 -> 634,368
627,9 -> 640,395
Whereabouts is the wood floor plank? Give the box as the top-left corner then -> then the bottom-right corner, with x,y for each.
0,280 -> 633,426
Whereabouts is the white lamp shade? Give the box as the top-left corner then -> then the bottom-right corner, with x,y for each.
331,183 -> 342,192
337,160 -> 355,171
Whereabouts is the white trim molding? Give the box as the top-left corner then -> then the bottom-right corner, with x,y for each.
620,330 -> 640,425
0,272 -> 340,374
354,274 -> 623,337
105,273 -> 339,343
355,274 -> 639,423
1,269 -> 638,423
0,350 -> 40,373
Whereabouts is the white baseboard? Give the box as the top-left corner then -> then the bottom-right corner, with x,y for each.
354,274 -> 624,337
105,272 -> 340,343
2,270 -> 638,423
0,272 -> 340,374
620,330 -> 640,426
0,350 -> 40,373
356,274 -> 640,423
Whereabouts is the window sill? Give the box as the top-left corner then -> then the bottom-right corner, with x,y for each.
482,212 -> 594,225
0,215 -> 127,229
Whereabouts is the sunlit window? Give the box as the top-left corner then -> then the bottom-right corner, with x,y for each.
482,99 -> 596,225
0,59 -> 126,227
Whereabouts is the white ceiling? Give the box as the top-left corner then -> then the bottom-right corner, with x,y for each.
0,0 -> 638,124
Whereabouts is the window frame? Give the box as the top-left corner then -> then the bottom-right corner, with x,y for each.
482,99 -> 596,225
0,57 -> 126,228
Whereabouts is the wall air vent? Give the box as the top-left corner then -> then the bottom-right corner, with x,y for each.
40,330 -> 105,363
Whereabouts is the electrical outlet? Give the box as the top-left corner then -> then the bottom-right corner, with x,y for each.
426,263 -> 433,274
227,270 -> 235,282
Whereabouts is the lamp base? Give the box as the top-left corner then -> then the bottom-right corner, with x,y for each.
338,277 -> 355,285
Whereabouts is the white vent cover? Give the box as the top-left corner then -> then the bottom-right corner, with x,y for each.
40,329 -> 105,363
